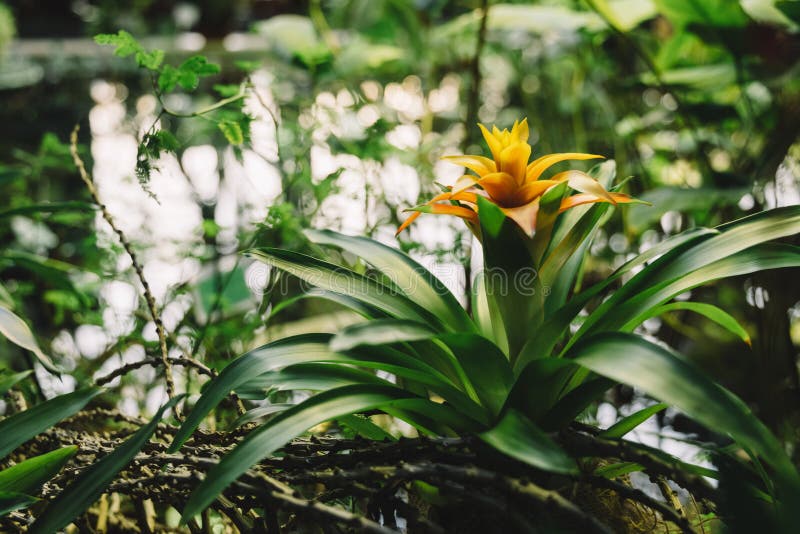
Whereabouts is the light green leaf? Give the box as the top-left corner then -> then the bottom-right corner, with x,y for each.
591,0 -> 657,31
569,333 -> 798,485
306,229 -> 474,332
594,462 -> 645,479
218,120 -> 244,145
0,387 -> 102,458
0,303 -> 62,373
0,446 -> 77,494
480,409 -> 578,475
330,319 -> 437,352
245,248 -> 444,329
477,196 -> 542,360
28,396 -> 183,534
171,335 -> 481,452
0,370 -> 32,394
170,334 -> 336,451
599,403 -> 668,439
337,414 -> 396,441
625,301 -> 751,345
574,206 -> 800,345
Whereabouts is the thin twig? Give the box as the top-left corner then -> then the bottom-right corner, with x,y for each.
70,125 -> 177,411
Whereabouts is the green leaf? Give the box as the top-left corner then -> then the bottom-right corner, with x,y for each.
476,197 -> 542,359
0,303 -> 63,373
0,201 -> 97,219
305,229 -> 474,332
0,491 -> 38,516
539,378 -> 614,431
181,385 -> 419,520
0,370 -> 32,394
593,462 -> 644,478
777,0 -> 800,24
516,228 -> 716,370
569,333 -> 798,485
438,334 -> 514,418
158,65 -> 180,93
654,0 -> 749,27
233,404 -> 293,426
0,446 -> 78,494
0,387 -> 102,458
170,335 -> 479,452
170,335 -> 336,451
245,248 -> 444,329
337,414 -> 396,441
480,409 -> 578,475
599,403 -> 668,439
94,30 -> 140,57
591,0 -> 658,31
625,301 -> 751,345
585,243 -> 800,337
29,396 -> 183,534
330,319 -> 437,352
245,362 -> 389,393
508,358 -> 578,423
574,207 -> 800,345
218,120 -> 244,145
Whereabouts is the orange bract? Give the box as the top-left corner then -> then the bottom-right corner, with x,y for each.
397,119 -> 641,237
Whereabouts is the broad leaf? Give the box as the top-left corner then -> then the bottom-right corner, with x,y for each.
0,304 -> 62,373
569,333 -> 798,486
477,197 -> 542,359
330,319 -> 438,352
438,334 -> 514,418
480,409 -> 578,474
306,229 -> 474,332
246,248 -> 444,329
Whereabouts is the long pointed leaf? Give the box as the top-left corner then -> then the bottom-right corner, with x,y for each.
181,385 -> 420,520
0,387 -> 102,458
0,446 -> 77,494
245,248 -> 445,329
29,395 -> 184,534
306,229 -> 474,332
569,333 -> 798,487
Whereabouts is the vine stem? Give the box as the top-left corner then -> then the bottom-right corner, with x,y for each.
70,125 -> 178,415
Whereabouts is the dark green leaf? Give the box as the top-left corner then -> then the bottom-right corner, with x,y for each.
0,491 -> 38,516
181,385 -> 418,520
0,388 -> 102,458
569,333 -> 798,486
480,409 -> 578,474
29,396 -> 183,534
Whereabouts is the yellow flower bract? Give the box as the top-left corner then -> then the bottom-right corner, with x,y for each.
398,119 -> 640,237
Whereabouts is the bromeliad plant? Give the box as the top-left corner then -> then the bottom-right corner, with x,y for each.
169,121 -> 800,523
